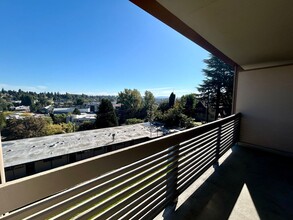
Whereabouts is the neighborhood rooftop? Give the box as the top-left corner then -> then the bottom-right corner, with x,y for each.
2,123 -> 163,167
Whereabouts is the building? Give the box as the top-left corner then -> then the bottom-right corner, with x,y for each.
53,107 -> 90,114
0,1 -> 293,219
2,123 -> 163,181
11,105 -> 30,112
66,113 -> 96,125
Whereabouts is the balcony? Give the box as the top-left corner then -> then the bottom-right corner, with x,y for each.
0,114 -> 240,219
156,144 -> 293,220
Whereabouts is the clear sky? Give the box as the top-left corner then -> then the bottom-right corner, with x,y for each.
0,0 -> 209,97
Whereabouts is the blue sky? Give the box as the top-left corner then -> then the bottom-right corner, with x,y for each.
0,0 -> 209,97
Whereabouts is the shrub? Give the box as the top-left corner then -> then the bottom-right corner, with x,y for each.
125,118 -> 144,125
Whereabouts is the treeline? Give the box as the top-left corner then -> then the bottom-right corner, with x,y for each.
0,89 -> 202,141
0,53 -> 234,141
76,89 -> 200,132
1,115 -> 75,141
0,88 -> 116,112
115,89 -> 198,129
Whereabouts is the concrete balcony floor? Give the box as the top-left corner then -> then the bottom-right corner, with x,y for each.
156,145 -> 293,220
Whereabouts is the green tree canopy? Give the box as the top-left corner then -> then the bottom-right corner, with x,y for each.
95,99 -> 118,129
2,117 -> 48,140
75,98 -> 84,106
143,91 -> 156,122
180,94 -> 197,117
198,54 -> 234,120
72,108 -> 81,115
158,101 -> 169,113
50,113 -> 67,124
117,89 -> 143,122
21,95 -> 34,106
0,112 -> 6,131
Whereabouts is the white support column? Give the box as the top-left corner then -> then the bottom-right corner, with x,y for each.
0,132 -> 6,184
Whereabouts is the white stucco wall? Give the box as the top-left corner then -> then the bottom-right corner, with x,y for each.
236,65 -> 293,153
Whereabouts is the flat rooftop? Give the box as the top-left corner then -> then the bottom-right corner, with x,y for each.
2,123 -> 163,167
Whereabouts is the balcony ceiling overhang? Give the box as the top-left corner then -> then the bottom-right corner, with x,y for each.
131,0 -> 293,70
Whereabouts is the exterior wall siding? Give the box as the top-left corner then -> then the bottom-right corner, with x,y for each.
236,64 -> 293,153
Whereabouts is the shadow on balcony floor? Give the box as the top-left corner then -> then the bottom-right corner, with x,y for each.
158,145 -> 293,220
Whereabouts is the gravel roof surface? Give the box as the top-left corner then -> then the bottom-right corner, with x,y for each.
2,123 -> 163,167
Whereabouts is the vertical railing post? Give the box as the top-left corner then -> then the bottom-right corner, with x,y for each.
215,124 -> 222,167
166,144 -> 179,208
235,113 -> 241,143
0,132 -> 6,184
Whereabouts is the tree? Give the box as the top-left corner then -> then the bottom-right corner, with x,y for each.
2,117 -> 48,140
0,98 -> 9,111
168,92 -> 176,108
78,121 -> 95,131
198,54 -> 234,120
125,118 -> 144,125
156,104 -> 194,128
117,89 -> 143,123
158,101 -> 169,113
50,113 -> 67,124
75,98 -> 84,106
95,99 -> 118,128
143,91 -> 156,122
21,95 -> 34,106
72,108 -> 81,115
0,112 -> 6,131
180,94 -> 197,117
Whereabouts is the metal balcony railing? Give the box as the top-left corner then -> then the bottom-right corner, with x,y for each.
0,113 -> 240,219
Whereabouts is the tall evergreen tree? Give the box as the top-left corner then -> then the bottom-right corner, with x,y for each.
168,92 -> 176,108
198,54 -> 234,120
95,99 -> 118,128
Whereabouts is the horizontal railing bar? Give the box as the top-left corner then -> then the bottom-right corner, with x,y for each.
88,163 -> 177,219
179,131 -> 217,155
179,128 -> 218,148
220,123 -> 238,137
178,142 -> 216,174
221,124 -> 237,136
221,122 -> 237,135
177,157 -> 216,194
221,126 -> 234,135
220,135 -> 234,148
220,143 -> 234,157
220,132 -> 233,148
178,156 -> 216,192
221,119 -> 235,129
132,192 -> 171,220
220,138 -> 234,152
141,196 -> 171,220
178,150 -> 217,187
118,181 -> 168,220
98,178 -> 168,220
178,149 -> 216,181
8,147 -> 178,218
179,135 -> 217,161
54,158 -> 178,220
98,181 -> 171,220
25,152 -> 176,219
219,136 -> 235,152
179,132 -> 217,156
